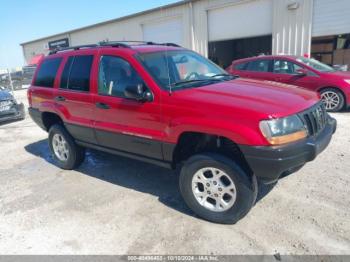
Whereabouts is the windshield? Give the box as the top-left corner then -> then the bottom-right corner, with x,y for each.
137,50 -> 234,90
296,57 -> 335,72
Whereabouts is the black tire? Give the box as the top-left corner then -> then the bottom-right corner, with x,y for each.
48,124 -> 85,170
320,88 -> 345,112
179,153 -> 257,224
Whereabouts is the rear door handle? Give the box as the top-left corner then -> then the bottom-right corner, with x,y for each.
95,102 -> 110,109
55,96 -> 66,102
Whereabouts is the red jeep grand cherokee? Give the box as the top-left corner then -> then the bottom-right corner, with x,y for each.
227,55 -> 350,112
28,42 -> 336,224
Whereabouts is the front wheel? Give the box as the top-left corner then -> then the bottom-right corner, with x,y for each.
320,88 -> 345,112
179,153 -> 257,224
48,124 -> 85,170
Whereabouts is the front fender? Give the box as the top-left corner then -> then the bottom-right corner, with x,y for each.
167,116 -> 269,146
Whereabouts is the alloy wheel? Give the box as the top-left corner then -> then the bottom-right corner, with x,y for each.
52,134 -> 69,161
321,91 -> 340,111
191,167 -> 237,212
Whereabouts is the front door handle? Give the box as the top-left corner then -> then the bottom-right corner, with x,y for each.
55,96 -> 66,102
96,102 -> 110,109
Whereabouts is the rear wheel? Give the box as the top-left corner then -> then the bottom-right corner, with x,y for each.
48,124 -> 85,170
320,88 -> 345,112
179,153 -> 257,224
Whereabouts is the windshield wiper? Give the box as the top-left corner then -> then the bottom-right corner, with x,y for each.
211,73 -> 237,79
170,79 -> 209,87
170,74 -> 237,88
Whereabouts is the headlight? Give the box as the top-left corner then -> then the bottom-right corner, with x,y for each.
344,79 -> 350,85
259,115 -> 307,145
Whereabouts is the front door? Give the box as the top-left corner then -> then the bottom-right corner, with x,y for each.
272,59 -> 320,91
92,51 -> 164,160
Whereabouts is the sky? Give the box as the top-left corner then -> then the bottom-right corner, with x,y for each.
0,0 -> 179,69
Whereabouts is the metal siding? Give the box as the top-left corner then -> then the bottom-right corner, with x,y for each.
142,17 -> 184,45
312,0 -> 350,37
272,0 -> 313,56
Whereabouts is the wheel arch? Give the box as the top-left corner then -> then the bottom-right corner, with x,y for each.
172,131 -> 253,176
41,112 -> 63,131
318,86 -> 346,99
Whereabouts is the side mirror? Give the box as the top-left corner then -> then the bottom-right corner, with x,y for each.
295,68 -> 308,76
124,83 -> 153,102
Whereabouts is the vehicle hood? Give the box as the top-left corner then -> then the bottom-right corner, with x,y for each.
176,78 -> 320,118
0,90 -> 13,101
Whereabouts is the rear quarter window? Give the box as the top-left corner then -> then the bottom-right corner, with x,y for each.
34,58 -> 62,87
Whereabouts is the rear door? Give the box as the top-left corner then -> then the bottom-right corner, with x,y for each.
54,51 -> 98,144
92,50 -> 164,159
243,59 -> 274,81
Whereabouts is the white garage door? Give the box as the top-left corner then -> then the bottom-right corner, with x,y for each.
208,0 -> 273,42
142,18 -> 183,45
312,0 -> 350,37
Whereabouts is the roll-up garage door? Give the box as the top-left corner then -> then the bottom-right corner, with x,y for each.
312,0 -> 350,37
208,0 -> 273,42
142,18 -> 183,45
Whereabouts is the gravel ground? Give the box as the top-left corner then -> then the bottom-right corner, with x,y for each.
0,89 -> 349,255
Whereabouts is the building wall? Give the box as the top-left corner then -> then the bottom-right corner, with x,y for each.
22,33 -> 69,63
21,0 -> 320,64
312,0 -> 350,37
69,4 -> 191,47
21,3 -> 192,63
272,0 -> 314,56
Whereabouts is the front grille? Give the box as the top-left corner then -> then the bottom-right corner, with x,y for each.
299,102 -> 327,136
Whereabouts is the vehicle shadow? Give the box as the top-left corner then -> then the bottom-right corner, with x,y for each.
0,118 -> 25,127
25,139 -> 275,219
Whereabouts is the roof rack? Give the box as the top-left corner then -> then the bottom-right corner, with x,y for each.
48,41 -> 181,55
99,41 -> 181,47
49,44 -> 98,55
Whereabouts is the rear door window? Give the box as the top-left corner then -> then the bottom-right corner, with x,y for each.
247,60 -> 272,72
60,55 -> 93,91
34,58 -> 62,87
234,62 -> 248,70
60,56 -> 74,89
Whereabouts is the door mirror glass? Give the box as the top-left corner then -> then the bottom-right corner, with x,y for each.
124,83 -> 153,102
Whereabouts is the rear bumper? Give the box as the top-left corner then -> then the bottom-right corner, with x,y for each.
0,103 -> 25,122
239,117 -> 337,184
28,107 -> 46,130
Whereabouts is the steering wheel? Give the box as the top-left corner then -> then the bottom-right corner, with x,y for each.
185,72 -> 200,81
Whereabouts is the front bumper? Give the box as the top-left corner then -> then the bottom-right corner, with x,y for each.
239,117 -> 337,184
0,102 -> 25,123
